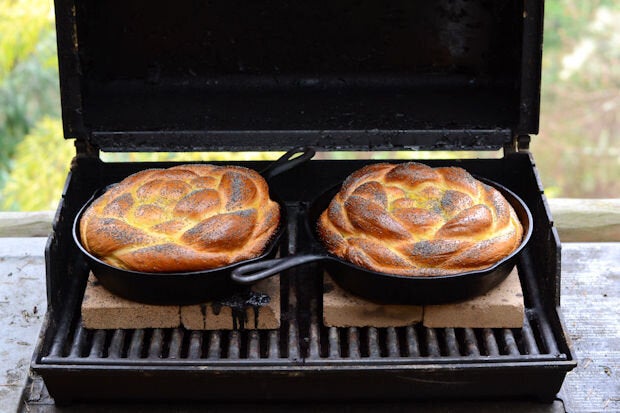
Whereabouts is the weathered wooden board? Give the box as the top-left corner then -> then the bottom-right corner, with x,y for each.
557,243 -> 620,412
551,199 -> 620,243
2,241 -> 620,412
0,212 -> 54,237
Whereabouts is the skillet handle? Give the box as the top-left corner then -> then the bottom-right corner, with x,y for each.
260,146 -> 316,181
231,254 -> 326,284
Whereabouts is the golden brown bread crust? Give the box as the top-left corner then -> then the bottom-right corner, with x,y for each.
79,165 -> 280,272
317,162 -> 524,276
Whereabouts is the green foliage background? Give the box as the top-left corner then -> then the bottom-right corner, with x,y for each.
0,1 -> 618,211
1,117 -> 71,210
0,0 -> 60,196
532,1 -> 620,198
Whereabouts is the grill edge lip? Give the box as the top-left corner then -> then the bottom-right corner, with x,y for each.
72,186 -> 287,277
71,191 -> 286,305
35,356 -> 575,369
313,176 -> 534,282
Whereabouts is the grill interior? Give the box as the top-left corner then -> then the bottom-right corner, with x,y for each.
44,203 -> 560,364
32,157 -> 575,403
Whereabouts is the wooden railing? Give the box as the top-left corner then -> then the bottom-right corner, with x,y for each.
0,199 -> 618,242
547,199 -> 620,242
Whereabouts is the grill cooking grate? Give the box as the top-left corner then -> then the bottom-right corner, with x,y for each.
40,203 -> 564,367
44,313 -> 556,364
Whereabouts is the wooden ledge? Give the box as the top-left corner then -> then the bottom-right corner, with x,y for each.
1,198 -> 620,242
550,198 -> 620,242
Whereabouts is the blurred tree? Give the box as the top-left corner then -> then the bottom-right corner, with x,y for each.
1,117 -> 71,210
0,0 -> 59,195
533,1 -> 620,198
1,1 -> 619,211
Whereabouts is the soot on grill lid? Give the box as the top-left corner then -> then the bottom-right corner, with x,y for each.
56,0 -> 543,152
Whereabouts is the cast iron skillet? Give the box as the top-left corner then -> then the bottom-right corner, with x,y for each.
73,147 -> 315,305
231,176 -> 533,305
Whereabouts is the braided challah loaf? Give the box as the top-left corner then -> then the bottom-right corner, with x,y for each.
317,162 -> 523,276
79,165 -> 280,273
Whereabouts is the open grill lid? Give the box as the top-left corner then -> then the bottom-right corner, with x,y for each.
55,0 -> 543,152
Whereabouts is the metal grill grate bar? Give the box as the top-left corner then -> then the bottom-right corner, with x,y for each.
268,330 -> 279,359
445,328 -> 460,356
288,319 -> 300,360
425,328 -> 441,357
188,330 -> 202,359
49,319 -> 71,358
502,329 -> 520,356
367,327 -> 380,358
520,253 -> 560,356
286,213 -> 301,361
328,327 -> 340,358
228,331 -> 240,359
89,330 -> 105,358
69,323 -> 87,358
348,327 -> 360,358
308,318 -> 321,359
386,327 -> 400,357
483,328 -> 499,356
148,329 -> 164,358
248,331 -> 260,359
128,329 -> 145,359
463,328 -> 480,356
108,329 -> 124,358
207,331 -> 220,359
405,326 -> 420,357
522,312 -> 541,355
169,328 -> 183,359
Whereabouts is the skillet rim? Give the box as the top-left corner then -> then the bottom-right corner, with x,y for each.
307,175 -> 533,282
72,185 -> 287,278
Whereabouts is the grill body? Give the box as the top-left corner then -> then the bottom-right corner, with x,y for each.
32,157 -> 576,403
34,0 -> 576,403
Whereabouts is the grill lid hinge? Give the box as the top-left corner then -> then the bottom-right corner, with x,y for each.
504,134 -> 531,154
74,139 -> 100,159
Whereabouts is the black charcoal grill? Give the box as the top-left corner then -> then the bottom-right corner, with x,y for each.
30,0 -> 576,404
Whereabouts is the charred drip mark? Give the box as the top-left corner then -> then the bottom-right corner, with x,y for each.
212,290 -> 271,330
200,304 -> 208,329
